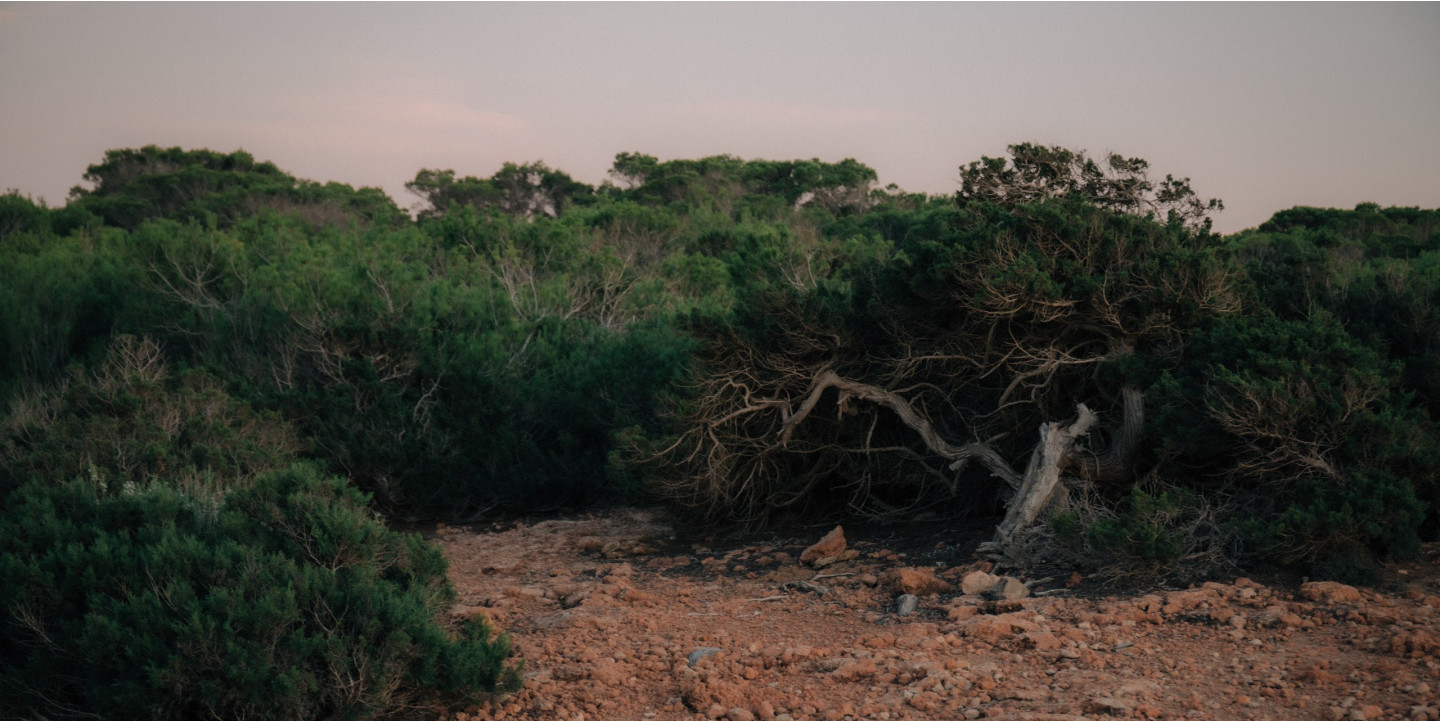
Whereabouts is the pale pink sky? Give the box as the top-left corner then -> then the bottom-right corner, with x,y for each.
2,2 -> 1437,233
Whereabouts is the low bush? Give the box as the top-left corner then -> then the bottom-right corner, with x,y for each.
0,335 -> 299,499
0,465 -> 519,719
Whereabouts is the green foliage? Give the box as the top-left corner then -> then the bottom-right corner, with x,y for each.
958,142 -> 1224,231
0,191 -> 49,243
1085,488 -> 1204,563
607,153 -> 879,217
8,143 -> 1437,583
0,224 -> 136,391
0,465 -> 519,719
69,145 -> 404,230
0,335 -> 300,500
407,162 -> 593,220
1151,309 -> 1438,575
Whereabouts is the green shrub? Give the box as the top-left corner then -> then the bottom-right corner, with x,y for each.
1152,310 -> 1437,576
1085,488 -> 1203,564
0,335 -> 299,499
0,465 -> 519,719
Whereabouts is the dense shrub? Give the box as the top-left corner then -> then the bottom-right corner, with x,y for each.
0,465 -> 519,719
0,335 -> 299,500
1150,302 -> 1438,577
5,144 -> 1436,582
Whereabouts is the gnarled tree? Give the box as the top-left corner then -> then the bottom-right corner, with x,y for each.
637,145 -> 1232,559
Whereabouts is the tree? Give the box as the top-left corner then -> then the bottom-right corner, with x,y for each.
958,142 -> 1224,231
605,153 -> 880,218
637,145 -> 1232,563
407,163 -> 592,221
69,146 -> 403,230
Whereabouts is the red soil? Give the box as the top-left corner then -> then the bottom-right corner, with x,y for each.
434,508 -> 1440,721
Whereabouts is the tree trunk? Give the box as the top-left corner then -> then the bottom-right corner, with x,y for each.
982,404 -> 1097,564
780,370 -> 1023,489
1072,385 -> 1143,486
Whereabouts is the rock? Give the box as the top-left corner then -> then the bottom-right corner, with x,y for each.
947,604 -> 979,622
1087,695 -> 1135,714
1162,588 -> 1218,615
800,526 -> 846,566
881,567 -> 955,596
830,658 -> 879,681
961,571 -> 1001,596
1001,688 -> 1051,702
1021,630 -> 1061,651
1136,594 -> 1165,613
897,594 -> 919,616
956,612 -> 1036,643
589,659 -> 630,686
1115,680 -> 1161,698
1300,581 -> 1364,605
603,562 -> 636,578
1252,605 -> 1286,626
988,576 -> 1029,601
622,588 -> 661,606
688,647 -> 724,666
727,708 -> 757,721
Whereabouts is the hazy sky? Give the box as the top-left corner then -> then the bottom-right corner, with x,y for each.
2,2 -> 1437,233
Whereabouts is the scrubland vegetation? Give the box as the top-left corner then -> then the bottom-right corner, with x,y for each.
1,143 -> 1436,717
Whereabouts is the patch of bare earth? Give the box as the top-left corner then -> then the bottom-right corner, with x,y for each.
434,508 -> 1440,721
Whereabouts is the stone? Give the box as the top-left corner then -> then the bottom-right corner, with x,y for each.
1300,581 -> 1364,605
688,647 -> 724,666
957,612 -> 1036,643
1000,688 -> 1051,702
589,659 -> 630,686
1252,605 -> 1289,627
831,658 -> 879,681
947,604 -> 979,622
727,708 -> 757,721
961,571 -> 1001,596
1136,594 -> 1165,613
800,526 -> 846,566
882,567 -> 955,596
988,576 -> 1030,601
1115,680 -> 1161,698
897,594 -> 919,616
1021,630 -> 1062,651
1087,695 -> 1135,714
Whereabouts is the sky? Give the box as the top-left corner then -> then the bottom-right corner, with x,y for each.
1,2 -> 1437,234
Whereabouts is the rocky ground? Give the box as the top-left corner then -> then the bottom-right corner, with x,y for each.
432,508 -> 1440,721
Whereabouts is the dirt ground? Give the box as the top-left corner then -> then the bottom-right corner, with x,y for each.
432,508 -> 1440,721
